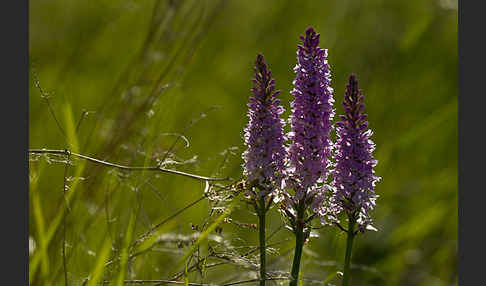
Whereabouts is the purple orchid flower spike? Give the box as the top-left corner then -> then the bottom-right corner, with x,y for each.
284,26 -> 335,215
242,54 -> 287,196
242,54 -> 287,286
332,74 -> 380,286
332,73 -> 381,230
284,27 -> 335,286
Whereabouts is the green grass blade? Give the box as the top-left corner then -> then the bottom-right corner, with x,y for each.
175,196 -> 239,271
86,237 -> 112,286
184,261 -> 189,286
114,211 -> 136,286
63,102 -> 80,153
30,103 -> 87,282
321,271 -> 339,286
29,163 -> 50,284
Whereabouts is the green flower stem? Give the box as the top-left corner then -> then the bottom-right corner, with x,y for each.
341,214 -> 357,286
289,202 -> 305,286
257,196 -> 267,286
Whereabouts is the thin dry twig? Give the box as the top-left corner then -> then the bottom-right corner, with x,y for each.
104,195 -> 208,268
158,106 -> 221,166
131,195 -> 207,248
101,277 -> 290,286
75,109 -> 93,133
28,149 -> 229,182
31,65 -> 67,140
62,161 -> 69,286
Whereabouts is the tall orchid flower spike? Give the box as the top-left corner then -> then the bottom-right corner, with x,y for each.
242,54 -> 286,286
283,27 -> 335,286
243,54 -> 286,195
333,74 -> 380,286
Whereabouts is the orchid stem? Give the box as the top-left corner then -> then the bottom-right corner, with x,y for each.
342,213 -> 357,286
257,196 -> 267,286
289,201 -> 305,286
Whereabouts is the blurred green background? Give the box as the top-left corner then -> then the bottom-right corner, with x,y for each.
29,0 -> 457,285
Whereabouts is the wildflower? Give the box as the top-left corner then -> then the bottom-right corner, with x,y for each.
332,74 -> 380,230
285,27 -> 335,286
242,53 -> 286,195
243,54 -> 287,286
287,26 -> 335,207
